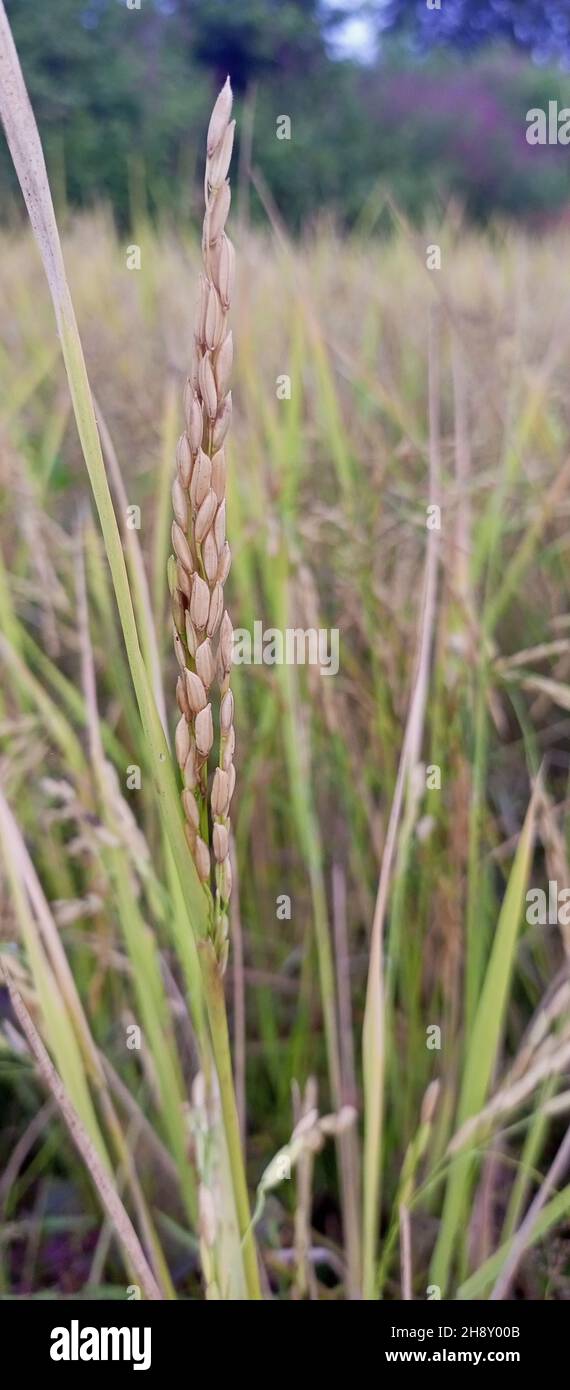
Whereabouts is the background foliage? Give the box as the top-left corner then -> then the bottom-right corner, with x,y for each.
2,0 -> 570,231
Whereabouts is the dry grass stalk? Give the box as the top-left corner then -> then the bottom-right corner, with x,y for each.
169,78 -> 236,971
490,1121 -> 570,1301
362,307 -> 442,1298
447,1034 -> 570,1156
292,1077 -> 319,1300
1,964 -> 162,1301
399,1202 -> 412,1300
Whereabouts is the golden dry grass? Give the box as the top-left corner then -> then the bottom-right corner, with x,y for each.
2,206 -> 570,1298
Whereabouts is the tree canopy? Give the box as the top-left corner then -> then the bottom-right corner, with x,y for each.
2,0 -> 570,230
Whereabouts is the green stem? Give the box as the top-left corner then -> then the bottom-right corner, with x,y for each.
200,940 -> 262,1299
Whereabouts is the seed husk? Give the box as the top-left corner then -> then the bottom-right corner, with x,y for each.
209,120 -> 235,188
176,674 -> 190,719
212,392 -> 232,450
207,76 -> 233,158
172,592 -> 185,635
222,725 -> 235,771
183,744 -> 197,789
195,703 -> 214,757
174,630 -> 186,672
202,529 -> 218,583
172,476 -> 189,529
182,788 -> 200,831
217,855 -> 232,901
217,541 -> 231,584
176,560 -> 192,599
190,575 -> 210,630
216,234 -> 235,310
194,835 -> 211,881
211,447 -> 226,502
199,352 -> 218,419
172,522 -> 193,575
211,767 -> 230,816
220,688 -> 234,735
213,822 -> 229,862
186,393 -> 204,454
219,610 -> 234,673
206,582 -> 224,636
176,432 -> 193,487
175,714 -> 191,768
205,282 -> 225,351
227,763 -> 236,804
197,273 -> 209,341
190,449 -> 212,510
185,669 -> 207,714
185,610 -> 198,658
213,499 -> 226,552
215,331 -> 233,399
195,488 -> 217,544
195,638 -> 216,689
208,181 -> 231,244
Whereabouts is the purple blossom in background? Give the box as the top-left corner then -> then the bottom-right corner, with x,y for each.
382,0 -> 570,68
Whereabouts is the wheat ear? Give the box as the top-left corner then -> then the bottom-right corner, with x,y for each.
170,78 -> 236,973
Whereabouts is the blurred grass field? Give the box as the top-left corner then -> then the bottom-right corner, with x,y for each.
2,206 -> 570,1299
